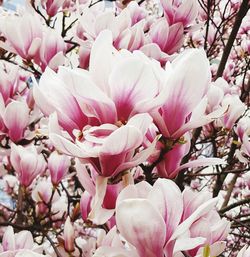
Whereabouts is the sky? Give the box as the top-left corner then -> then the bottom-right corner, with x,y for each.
2,0 -> 25,11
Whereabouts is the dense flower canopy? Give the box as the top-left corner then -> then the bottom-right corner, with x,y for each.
0,0 -> 249,256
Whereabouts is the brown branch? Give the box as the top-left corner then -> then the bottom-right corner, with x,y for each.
216,0 -> 250,78
220,198 -> 250,214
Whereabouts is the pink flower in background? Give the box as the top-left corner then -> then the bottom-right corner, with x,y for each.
160,0 -> 199,27
33,28 -> 65,71
0,97 -> 30,142
63,216 -> 75,253
0,226 -> 44,256
149,18 -> 184,54
10,144 -> 46,187
40,0 -> 68,17
48,151 -> 70,186
182,188 -> 230,256
0,13 -> 43,60
0,63 -> 19,104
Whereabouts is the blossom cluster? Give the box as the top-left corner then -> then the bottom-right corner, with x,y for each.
0,0 -> 249,256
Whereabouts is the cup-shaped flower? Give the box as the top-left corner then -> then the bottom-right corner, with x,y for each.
182,188 -> 230,256
116,179 -> 218,257
160,0 -> 199,27
0,226 -> 43,256
41,0 -> 67,17
10,144 -> 46,187
49,112 -> 156,178
34,28 -> 65,71
48,151 -> 70,186
33,30 -> 165,137
0,13 -> 43,60
0,97 -> 30,142
0,63 -> 18,103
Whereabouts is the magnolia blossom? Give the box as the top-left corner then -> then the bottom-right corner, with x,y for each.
34,30 -> 165,135
160,0 -> 199,27
182,188 -> 230,256
0,97 -> 30,142
64,216 -> 75,253
149,18 -> 184,54
76,160 -> 124,225
114,179 -> 224,257
10,144 -> 46,187
0,64 -> 19,103
0,226 -> 45,256
235,117 -> 250,161
40,0 -> 68,17
0,13 -> 43,60
48,151 -> 70,186
33,28 -> 65,71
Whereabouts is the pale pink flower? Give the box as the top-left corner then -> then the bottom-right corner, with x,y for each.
115,179 -> 219,257
182,188 -> 230,257
40,0 -> 68,17
34,28 -> 65,71
10,144 -> 46,187
0,97 -> 30,142
160,0 -> 199,27
149,18 -> 184,54
0,13 -> 43,60
0,63 -> 19,104
220,95 -> 245,130
48,151 -> 70,186
0,226 -> 44,256
64,217 -> 75,253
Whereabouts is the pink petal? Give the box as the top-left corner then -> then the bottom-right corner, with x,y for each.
2,226 -> 15,251
3,101 -> 29,142
148,179 -> 183,242
88,176 -> 114,225
99,126 -> 143,177
116,199 -> 166,257
49,113 -> 87,158
89,30 -> 116,94
76,159 -> 96,196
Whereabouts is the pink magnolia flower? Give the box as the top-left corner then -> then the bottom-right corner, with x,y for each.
182,188 -> 230,257
0,226 -> 44,256
0,97 -> 30,142
34,30 -> 164,134
115,179 -> 219,257
0,13 -> 43,60
156,132 -> 225,178
64,217 -> 75,253
49,112 -> 156,177
220,95 -> 245,130
76,5 -> 131,49
48,151 -> 70,186
31,179 -> 60,215
40,0 -> 68,17
10,144 -> 46,187
77,160 -> 124,225
33,28 -> 65,71
160,0 -> 199,27
151,48 -> 211,139
0,63 -> 19,104
149,18 -> 184,54
235,117 -> 250,160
